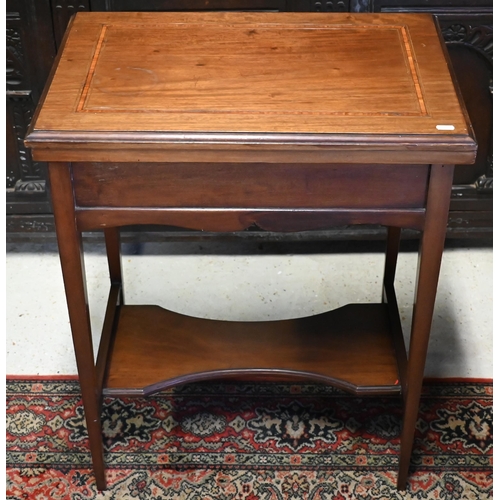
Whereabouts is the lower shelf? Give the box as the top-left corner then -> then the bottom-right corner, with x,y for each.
102,303 -> 403,397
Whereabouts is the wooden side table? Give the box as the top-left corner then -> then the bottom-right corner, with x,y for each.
25,12 -> 476,491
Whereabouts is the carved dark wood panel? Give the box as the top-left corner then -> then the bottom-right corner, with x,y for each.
6,15 -> 29,91
6,0 -> 55,215
6,96 -> 52,215
51,0 -> 90,48
6,1 -> 55,99
7,97 -> 46,192
439,17 -> 492,193
90,0 -> 285,11
312,0 -> 348,12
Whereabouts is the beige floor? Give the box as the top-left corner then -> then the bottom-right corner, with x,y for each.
6,237 -> 493,379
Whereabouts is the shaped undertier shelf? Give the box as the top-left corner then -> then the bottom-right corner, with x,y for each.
102,303 -> 405,397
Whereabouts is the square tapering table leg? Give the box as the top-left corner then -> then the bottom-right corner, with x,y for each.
48,162 -> 107,491
397,164 -> 455,490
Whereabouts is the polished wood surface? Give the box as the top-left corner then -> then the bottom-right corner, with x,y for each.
72,162 -> 429,208
70,160 -> 429,233
397,164 -> 455,489
47,162 -> 106,490
104,304 -> 401,396
25,12 -> 476,492
75,207 -> 427,233
26,12 -> 475,164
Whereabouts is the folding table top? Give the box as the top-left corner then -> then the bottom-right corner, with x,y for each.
26,12 -> 476,164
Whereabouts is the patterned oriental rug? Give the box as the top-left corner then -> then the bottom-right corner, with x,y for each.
6,378 -> 492,499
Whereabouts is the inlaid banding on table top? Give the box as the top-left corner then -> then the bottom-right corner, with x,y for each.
76,22 -> 428,117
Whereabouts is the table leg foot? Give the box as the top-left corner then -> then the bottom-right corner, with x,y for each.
396,470 -> 408,491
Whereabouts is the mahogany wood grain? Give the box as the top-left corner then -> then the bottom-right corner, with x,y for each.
383,281 -> 408,396
95,284 -> 121,399
104,303 -> 401,396
25,12 -> 476,165
28,142 -> 476,165
47,162 -> 106,490
382,227 -> 408,393
104,227 -> 124,303
75,207 -> 426,233
104,228 -> 122,284
383,227 -> 401,288
397,164 -> 455,490
71,162 -> 429,209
